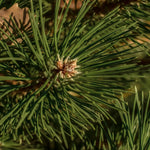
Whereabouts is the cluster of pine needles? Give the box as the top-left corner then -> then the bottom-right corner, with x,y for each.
0,0 -> 150,149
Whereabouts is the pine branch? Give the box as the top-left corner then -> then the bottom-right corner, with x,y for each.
0,0 -> 149,148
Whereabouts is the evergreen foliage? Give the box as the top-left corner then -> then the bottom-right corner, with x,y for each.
0,0 -> 150,149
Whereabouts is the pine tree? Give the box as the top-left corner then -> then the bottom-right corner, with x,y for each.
0,0 -> 150,149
